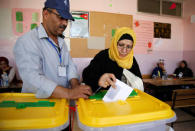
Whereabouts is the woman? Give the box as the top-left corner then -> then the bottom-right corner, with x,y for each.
82,27 -> 143,92
174,60 -> 193,78
0,57 -> 17,84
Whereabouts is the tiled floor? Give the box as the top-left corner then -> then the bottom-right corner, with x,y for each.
72,108 -> 195,131
172,108 -> 195,131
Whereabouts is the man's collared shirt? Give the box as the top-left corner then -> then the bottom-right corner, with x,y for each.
14,24 -> 79,98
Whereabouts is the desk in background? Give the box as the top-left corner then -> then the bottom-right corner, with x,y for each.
143,78 -> 195,101
0,82 -> 22,93
143,78 -> 195,87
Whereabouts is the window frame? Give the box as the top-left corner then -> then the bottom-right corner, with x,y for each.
137,0 -> 183,18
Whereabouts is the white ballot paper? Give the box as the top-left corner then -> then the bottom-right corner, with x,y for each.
103,79 -> 133,102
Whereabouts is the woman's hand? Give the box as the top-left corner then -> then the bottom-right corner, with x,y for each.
98,73 -> 116,88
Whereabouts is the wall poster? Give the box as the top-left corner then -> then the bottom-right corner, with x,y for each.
70,11 -> 89,38
154,22 -> 171,39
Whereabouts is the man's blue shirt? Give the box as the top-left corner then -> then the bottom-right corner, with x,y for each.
14,24 -> 79,98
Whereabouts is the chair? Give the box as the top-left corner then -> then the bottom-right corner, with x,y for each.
169,88 -> 195,127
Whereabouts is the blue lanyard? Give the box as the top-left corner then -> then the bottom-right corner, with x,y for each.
47,38 -> 62,65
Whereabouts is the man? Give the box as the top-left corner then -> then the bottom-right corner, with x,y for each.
151,59 -> 167,78
13,0 -> 92,99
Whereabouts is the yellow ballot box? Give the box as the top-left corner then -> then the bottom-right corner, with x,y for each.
0,93 -> 69,131
76,89 -> 176,131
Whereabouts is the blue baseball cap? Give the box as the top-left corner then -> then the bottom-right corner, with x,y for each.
44,0 -> 74,21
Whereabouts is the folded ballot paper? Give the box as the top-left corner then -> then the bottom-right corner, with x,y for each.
103,79 -> 133,102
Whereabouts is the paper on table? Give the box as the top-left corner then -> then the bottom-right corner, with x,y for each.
103,79 -> 133,102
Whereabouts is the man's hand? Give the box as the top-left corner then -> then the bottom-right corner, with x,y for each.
69,78 -> 92,99
50,78 -> 92,99
50,85 -> 92,99
68,84 -> 92,99
98,73 -> 116,88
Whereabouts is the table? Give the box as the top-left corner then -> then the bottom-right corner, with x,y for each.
143,78 -> 195,87
0,82 -> 22,93
143,78 -> 195,101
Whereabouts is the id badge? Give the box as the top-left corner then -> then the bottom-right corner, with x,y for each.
58,65 -> 66,77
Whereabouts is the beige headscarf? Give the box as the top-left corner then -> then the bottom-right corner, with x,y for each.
108,27 -> 136,69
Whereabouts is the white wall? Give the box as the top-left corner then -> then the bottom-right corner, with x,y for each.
0,0 -> 192,76
183,0 -> 195,73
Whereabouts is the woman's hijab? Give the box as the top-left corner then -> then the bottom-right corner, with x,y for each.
108,27 -> 136,69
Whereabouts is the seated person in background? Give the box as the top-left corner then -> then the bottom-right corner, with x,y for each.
0,56 -> 17,84
174,60 -> 193,78
82,27 -> 144,93
151,59 -> 167,78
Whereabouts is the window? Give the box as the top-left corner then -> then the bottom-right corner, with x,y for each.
162,1 -> 182,17
138,0 -> 160,15
138,0 -> 183,17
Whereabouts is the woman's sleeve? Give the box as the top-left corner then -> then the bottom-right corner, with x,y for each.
174,68 -> 179,76
82,52 -> 105,92
189,68 -> 193,77
132,57 -> 142,79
